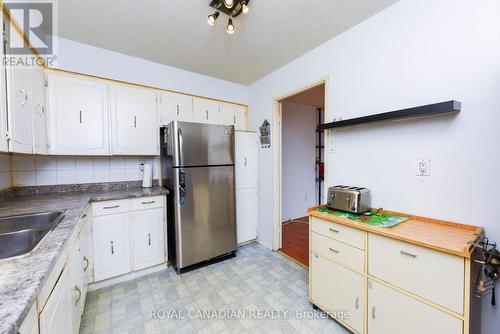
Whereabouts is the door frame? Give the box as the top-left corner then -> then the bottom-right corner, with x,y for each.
272,77 -> 330,251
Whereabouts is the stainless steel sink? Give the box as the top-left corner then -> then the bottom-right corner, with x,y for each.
0,211 -> 66,260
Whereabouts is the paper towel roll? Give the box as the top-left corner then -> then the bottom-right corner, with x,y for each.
142,164 -> 153,188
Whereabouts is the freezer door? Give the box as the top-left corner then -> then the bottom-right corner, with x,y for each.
174,166 -> 237,269
171,121 -> 234,167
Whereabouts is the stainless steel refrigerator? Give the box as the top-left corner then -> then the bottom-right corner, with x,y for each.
160,121 -> 237,273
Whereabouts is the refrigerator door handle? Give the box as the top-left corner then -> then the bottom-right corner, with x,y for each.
178,128 -> 184,166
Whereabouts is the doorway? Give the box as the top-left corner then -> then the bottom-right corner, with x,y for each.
276,81 -> 327,266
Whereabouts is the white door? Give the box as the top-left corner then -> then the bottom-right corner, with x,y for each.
39,269 -> 72,334
192,97 -> 219,124
79,220 -> 93,309
235,131 -> 258,190
47,73 -> 110,155
236,188 -> 258,243
367,279 -> 462,334
311,253 -> 365,333
110,84 -> 159,155
160,91 -> 193,125
131,208 -> 165,270
219,103 -> 247,130
93,213 -> 131,281
67,243 -> 84,333
6,67 -> 34,153
32,68 -> 49,154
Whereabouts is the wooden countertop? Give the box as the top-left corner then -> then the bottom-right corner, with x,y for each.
308,206 -> 483,258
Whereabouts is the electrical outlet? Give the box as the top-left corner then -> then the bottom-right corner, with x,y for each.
417,158 -> 431,176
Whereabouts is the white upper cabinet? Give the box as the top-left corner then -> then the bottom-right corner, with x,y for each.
219,103 -> 247,131
110,84 -> 159,155
6,67 -> 35,153
32,68 -> 49,154
192,97 -> 219,124
47,72 -> 110,155
160,91 -> 193,125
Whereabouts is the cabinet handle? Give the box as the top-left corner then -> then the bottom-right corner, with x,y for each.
233,115 -> 236,124
133,116 -> 137,128
205,109 -> 208,120
83,256 -> 89,271
81,213 -> 87,219
148,233 -> 151,246
355,297 -> 359,310
19,89 -> 28,107
176,104 -> 180,115
328,247 -> 340,254
244,157 -> 247,167
141,200 -> 156,205
74,286 -> 82,306
371,306 -> 376,319
79,110 -> 83,124
400,250 -> 418,258
103,205 -> 120,209
329,228 -> 339,233
110,241 -> 114,254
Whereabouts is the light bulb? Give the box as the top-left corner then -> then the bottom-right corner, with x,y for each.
226,18 -> 235,34
207,11 -> 219,26
242,3 -> 249,14
224,0 -> 234,8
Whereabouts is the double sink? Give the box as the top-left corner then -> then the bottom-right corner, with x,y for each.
0,211 -> 66,261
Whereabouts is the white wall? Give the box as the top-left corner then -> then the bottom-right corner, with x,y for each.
282,101 -> 317,220
249,1 -> 500,331
52,37 -> 248,105
0,153 -> 12,190
10,155 -> 158,187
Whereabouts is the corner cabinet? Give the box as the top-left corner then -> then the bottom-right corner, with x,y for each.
110,84 -> 159,155
46,72 -> 110,155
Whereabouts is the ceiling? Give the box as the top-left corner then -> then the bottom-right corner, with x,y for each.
283,84 -> 325,109
57,0 -> 398,85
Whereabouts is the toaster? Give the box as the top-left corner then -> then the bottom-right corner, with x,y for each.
327,185 -> 371,214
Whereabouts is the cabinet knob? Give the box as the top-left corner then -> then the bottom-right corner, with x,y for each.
148,233 -> 151,246
83,256 -> 89,271
355,297 -> 359,310
244,157 -> 247,167
329,228 -> 339,233
74,286 -> 82,306
110,241 -> 114,254
400,250 -> 418,258
79,110 -> 83,124
176,105 -> 180,115
328,247 -> 340,254
371,306 -> 376,319
205,109 -> 209,120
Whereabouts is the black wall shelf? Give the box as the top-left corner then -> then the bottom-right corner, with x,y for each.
318,100 -> 461,130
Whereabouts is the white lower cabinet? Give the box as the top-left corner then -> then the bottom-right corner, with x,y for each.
18,304 -> 38,334
367,280 -> 462,334
236,188 -> 258,243
67,243 -> 85,333
131,208 -> 165,270
39,269 -> 72,334
93,213 -> 131,281
311,253 -> 365,334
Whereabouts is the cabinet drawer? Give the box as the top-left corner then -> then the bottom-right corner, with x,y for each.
311,217 -> 365,250
368,233 -> 464,314
92,199 -> 129,216
311,232 -> 365,272
131,196 -> 164,211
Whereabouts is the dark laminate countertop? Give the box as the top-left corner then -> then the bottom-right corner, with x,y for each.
0,184 -> 168,334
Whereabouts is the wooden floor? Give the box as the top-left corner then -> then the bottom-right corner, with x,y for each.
280,216 -> 309,267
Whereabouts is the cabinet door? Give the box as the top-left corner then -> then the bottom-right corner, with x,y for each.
39,269 -> 72,334
192,97 -> 219,124
67,243 -> 84,333
93,213 -> 131,281
47,73 -> 110,155
6,67 -> 34,153
236,188 -> 258,243
160,91 -> 193,125
79,220 -> 93,309
110,84 -> 159,155
0,36 -> 7,152
311,252 -> 365,333
367,280 -> 462,334
131,208 -> 165,270
235,131 -> 258,189
219,103 -> 247,130
32,68 -> 49,154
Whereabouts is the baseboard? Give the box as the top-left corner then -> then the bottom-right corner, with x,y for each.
89,263 -> 169,291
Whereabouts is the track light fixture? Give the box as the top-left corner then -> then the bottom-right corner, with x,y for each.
207,0 -> 250,34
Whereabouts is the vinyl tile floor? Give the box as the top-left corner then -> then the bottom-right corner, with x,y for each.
80,242 -> 350,334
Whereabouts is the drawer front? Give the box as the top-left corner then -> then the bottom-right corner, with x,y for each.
92,199 -> 130,216
311,232 -> 365,273
311,217 -> 365,250
132,196 -> 164,211
368,233 -> 464,314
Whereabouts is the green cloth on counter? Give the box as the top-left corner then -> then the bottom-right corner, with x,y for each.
316,207 -> 410,228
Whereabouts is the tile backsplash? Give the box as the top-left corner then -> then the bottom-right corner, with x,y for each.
11,155 -> 159,187
0,153 -> 12,190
